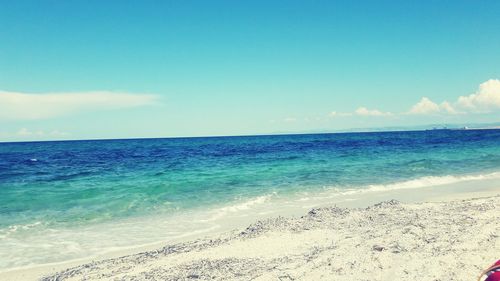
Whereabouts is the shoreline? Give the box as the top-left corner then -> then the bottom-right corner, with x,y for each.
2,179 -> 499,281
40,194 -> 499,281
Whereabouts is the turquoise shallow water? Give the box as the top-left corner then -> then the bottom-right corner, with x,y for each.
1,129 -> 500,270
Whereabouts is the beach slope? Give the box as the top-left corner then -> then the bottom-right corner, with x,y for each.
41,195 -> 499,281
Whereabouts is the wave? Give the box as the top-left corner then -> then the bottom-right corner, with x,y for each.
0,221 -> 44,239
199,193 -> 276,222
180,171 -> 500,226
196,171 -> 500,223
332,171 -> 500,196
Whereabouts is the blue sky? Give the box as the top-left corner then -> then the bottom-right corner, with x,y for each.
1,0 -> 500,141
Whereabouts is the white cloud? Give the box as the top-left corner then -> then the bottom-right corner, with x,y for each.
284,117 -> 297,122
17,128 -> 43,136
439,101 -> 458,114
15,128 -> 69,138
408,97 -> 441,115
408,79 -> 500,115
327,108 -> 392,118
0,90 -> 158,120
326,79 -> 500,119
456,79 -> 500,112
329,111 -> 352,117
355,107 -> 393,117
408,98 -> 460,115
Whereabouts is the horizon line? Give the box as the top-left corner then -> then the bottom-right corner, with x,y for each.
1,124 -> 499,144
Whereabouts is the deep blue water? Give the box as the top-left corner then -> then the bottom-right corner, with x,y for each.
1,129 -> 500,269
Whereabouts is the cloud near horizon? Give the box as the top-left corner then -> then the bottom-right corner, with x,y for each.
329,111 -> 352,117
328,107 -> 393,118
328,79 -> 500,118
17,128 -> 69,137
355,107 -> 393,117
456,79 -> 500,112
0,90 -> 158,120
408,79 -> 500,115
408,97 -> 458,115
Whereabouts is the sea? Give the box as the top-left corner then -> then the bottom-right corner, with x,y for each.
1,129 -> 500,271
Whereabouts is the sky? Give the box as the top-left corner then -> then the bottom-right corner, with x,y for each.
1,0 -> 500,141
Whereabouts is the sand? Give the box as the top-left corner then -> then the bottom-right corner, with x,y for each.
24,194 -> 498,281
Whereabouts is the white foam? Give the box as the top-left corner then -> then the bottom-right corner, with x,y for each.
199,193 -> 275,222
0,221 -> 44,238
337,171 -> 500,195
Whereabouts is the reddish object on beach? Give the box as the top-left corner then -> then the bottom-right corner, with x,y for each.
485,260 -> 500,281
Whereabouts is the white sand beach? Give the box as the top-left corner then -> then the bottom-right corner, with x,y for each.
3,190 -> 496,281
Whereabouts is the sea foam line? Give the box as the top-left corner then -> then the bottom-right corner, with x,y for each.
335,171 -> 500,196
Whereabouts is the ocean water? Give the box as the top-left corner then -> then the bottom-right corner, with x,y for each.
1,129 -> 500,271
